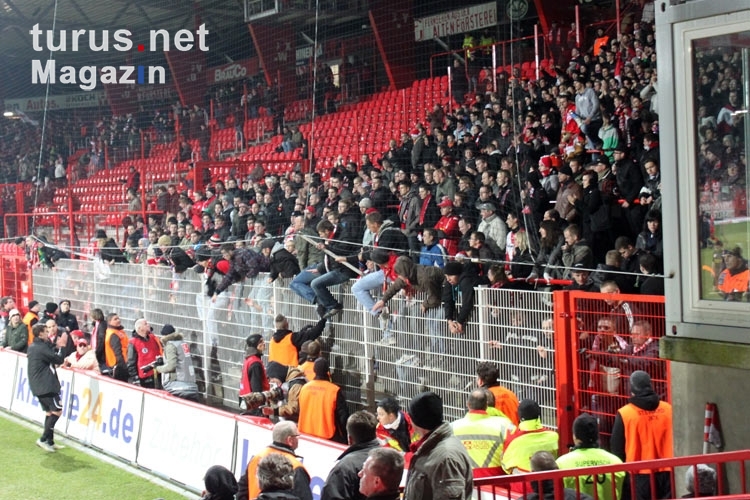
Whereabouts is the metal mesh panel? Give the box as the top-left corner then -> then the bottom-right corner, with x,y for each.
33,261 -> 557,426
569,291 -> 668,449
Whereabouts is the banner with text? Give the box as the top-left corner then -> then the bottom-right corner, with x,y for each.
414,2 -> 497,42
138,392 -> 237,491
4,92 -> 108,113
207,59 -> 259,86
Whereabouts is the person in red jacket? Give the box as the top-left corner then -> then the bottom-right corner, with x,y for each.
434,198 -> 461,256
239,334 -> 268,416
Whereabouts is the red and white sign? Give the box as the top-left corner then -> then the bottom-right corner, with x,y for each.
207,59 -> 259,85
414,2 -> 497,42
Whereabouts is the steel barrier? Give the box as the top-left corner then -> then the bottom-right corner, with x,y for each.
474,449 -> 750,500
30,259 -> 562,426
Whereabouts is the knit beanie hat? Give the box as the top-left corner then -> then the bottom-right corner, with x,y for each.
518,399 -> 541,421
409,391 -> 443,431
629,370 -> 653,396
444,261 -> 463,277
45,302 -> 58,314
246,334 -> 263,349
573,413 -> 599,447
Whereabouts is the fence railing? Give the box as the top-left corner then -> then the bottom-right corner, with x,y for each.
29,259 -> 668,451
474,449 -> 750,500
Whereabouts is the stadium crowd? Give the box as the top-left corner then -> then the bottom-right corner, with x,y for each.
0,1 -> 743,497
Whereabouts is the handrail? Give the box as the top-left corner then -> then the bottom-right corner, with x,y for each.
474,449 -> 750,499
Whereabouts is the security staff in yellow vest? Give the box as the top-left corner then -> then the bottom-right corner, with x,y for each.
557,413 -> 625,500
501,399 -> 559,475
452,389 -> 515,478
269,314 -> 327,368
236,421 -> 312,500
611,371 -> 673,500
298,357 -> 349,443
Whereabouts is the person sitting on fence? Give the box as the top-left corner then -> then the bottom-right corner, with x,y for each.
502,399 -> 559,475
556,413 -> 625,500
210,243 -> 270,302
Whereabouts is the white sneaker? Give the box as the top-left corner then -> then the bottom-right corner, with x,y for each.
36,439 -> 55,453
51,443 -> 66,450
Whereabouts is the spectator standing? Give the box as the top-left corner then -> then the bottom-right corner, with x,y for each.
155,324 -> 200,402
321,411 -> 381,500
611,371 -> 674,499
358,448 -> 404,500
57,299 -> 79,333
403,391 -> 473,500
127,318 -> 164,388
2,308 -> 27,352
27,322 -> 68,452
375,396 -> 416,452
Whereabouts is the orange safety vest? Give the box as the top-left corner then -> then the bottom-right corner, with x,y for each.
104,327 -> 129,367
618,401 -> 673,471
489,385 -> 520,426
246,446 -> 307,500
22,311 -> 38,347
268,332 -> 299,367
717,268 -> 749,296
299,360 -> 315,382
298,379 -> 339,439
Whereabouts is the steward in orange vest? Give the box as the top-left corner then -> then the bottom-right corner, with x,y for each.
611,370 -> 673,499
236,421 -> 313,500
22,300 -> 41,348
104,313 -> 129,381
476,361 -> 520,425
269,315 -> 326,368
298,357 -> 349,443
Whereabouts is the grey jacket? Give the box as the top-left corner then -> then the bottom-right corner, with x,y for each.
404,423 -> 473,500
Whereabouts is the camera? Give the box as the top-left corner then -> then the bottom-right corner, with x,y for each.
140,356 -> 165,373
241,382 -> 287,411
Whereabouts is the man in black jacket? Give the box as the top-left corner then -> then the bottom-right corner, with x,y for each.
321,411 -> 381,500
27,322 -> 68,452
310,220 -> 361,319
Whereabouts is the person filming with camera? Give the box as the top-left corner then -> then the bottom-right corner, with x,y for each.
127,318 -> 164,388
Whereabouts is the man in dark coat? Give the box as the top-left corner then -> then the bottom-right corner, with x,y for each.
27,322 -> 69,452
262,239 -> 300,283
56,299 -> 79,333
321,411 -> 381,500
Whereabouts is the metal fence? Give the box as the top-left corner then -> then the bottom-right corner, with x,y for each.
32,259 -> 558,426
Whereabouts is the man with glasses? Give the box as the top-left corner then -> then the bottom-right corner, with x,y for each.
127,318 -> 164,388
237,421 -> 313,500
